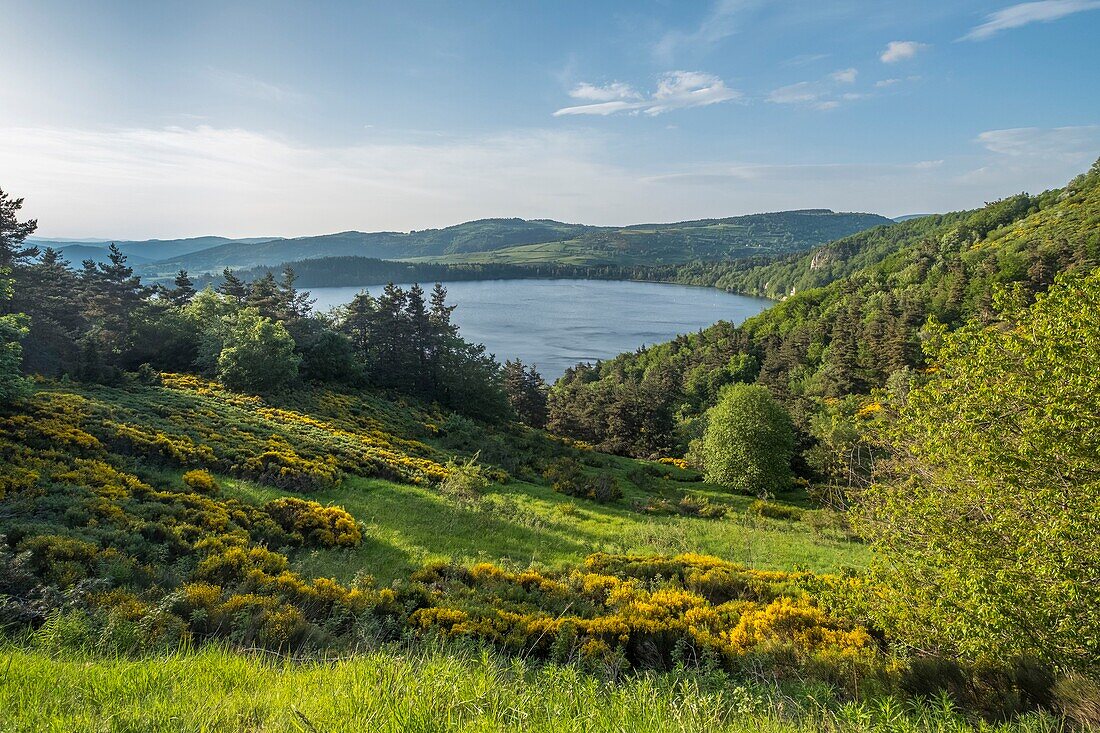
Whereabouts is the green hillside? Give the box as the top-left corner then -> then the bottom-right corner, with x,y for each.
548,162 -> 1100,457
409,210 -> 893,267
141,219 -> 594,276
139,210 -> 890,276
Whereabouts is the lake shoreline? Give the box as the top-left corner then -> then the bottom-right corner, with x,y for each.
308,278 -> 772,380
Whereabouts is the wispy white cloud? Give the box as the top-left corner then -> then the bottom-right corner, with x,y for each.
975,125 -> 1100,158
768,82 -> 821,105
781,53 -> 830,68
207,68 -> 305,103
829,68 -> 858,84
768,69 -> 864,111
962,0 -> 1100,40
0,125 -> 645,237
875,78 -> 901,88
4,124 -> 1094,238
654,0 -> 760,62
880,41 -> 928,63
554,71 -> 741,117
567,82 -> 642,102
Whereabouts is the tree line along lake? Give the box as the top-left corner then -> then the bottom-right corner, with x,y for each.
309,279 -> 772,380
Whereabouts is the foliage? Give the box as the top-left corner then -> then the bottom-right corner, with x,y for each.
408,553 -> 877,688
263,497 -> 362,548
439,455 -> 491,502
503,359 -> 548,428
546,162 -> 1100,467
856,269 -> 1100,674
543,457 -> 623,503
752,500 -> 803,521
0,272 -> 29,404
216,308 -> 301,393
701,385 -> 795,496
181,468 -> 219,495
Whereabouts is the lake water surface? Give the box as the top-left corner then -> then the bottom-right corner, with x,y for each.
309,279 -> 771,380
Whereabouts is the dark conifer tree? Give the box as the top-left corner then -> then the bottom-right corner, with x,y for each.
338,291 -> 375,358
169,270 -> 196,306
245,272 -> 282,319
503,359 -> 548,428
218,268 -> 248,303
278,267 -> 314,320
0,187 -> 39,273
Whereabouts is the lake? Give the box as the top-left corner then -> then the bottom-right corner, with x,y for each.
309,279 -> 772,381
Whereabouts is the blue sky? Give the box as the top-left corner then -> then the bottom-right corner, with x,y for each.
1,0 -> 1098,238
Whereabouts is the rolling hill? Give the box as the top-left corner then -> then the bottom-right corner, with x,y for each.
412,210 -> 893,267
133,210 -> 890,277
139,219 -> 595,276
29,235 -> 282,265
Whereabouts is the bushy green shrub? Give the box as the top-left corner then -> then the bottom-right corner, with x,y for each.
263,497 -> 362,548
543,458 -> 622,503
181,469 -> 220,495
439,456 -> 490,502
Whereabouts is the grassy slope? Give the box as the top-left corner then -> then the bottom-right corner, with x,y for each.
17,376 -> 865,585
0,646 -> 1061,733
222,470 -> 866,584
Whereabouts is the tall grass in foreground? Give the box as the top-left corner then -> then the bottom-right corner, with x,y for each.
0,644 -> 1068,733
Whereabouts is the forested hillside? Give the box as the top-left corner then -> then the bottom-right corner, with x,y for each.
409,210 -> 892,267
547,162 -> 1100,464
136,210 -> 889,277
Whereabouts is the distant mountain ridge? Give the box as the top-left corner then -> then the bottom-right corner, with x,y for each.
37,210 -> 893,277
30,235 -> 283,265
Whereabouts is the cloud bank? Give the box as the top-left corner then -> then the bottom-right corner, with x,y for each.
1,123 -> 1094,238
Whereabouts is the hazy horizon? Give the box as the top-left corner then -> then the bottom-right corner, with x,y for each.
2,1 -> 1098,239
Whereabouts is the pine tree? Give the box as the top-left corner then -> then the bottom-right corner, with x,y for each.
217,268 -> 247,303
406,284 -> 432,393
503,359 -> 548,428
246,272 -> 282,319
0,271 -> 29,403
80,245 -> 147,363
15,248 -> 84,375
278,267 -> 315,320
169,269 -> 196,307
368,283 -> 412,389
429,283 -> 457,337
338,291 -> 375,358
0,187 -> 39,272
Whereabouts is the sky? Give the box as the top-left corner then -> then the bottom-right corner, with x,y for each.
1,0 -> 1098,239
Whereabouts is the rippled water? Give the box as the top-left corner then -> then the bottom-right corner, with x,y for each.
309,279 -> 772,380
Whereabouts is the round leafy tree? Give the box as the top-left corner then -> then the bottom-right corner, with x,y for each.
701,384 -> 794,495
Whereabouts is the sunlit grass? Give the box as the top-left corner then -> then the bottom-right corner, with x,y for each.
220,469 -> 868,584
0,645 -> 1064,733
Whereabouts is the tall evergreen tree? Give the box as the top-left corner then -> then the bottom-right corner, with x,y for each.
0,187 -> 39,272
337,291 -> 375,358
0,271 -> 29,403
217,268 -> 248,303
278,266 -> 314,320
503,359 -> 548,428
245,272 -> 282,319
169,270 -> 196,307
